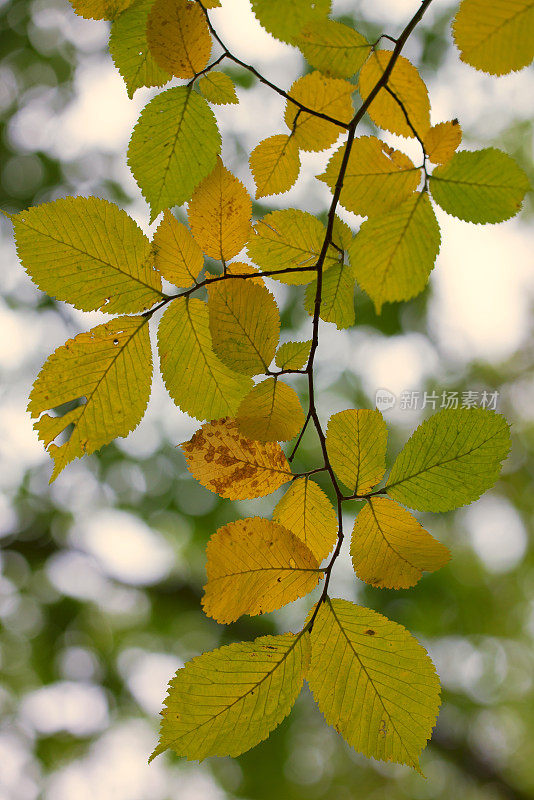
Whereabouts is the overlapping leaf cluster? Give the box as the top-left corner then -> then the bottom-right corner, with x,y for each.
6,0 -> 532,774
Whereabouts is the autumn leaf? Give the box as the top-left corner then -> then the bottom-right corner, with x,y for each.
152,210 -> 203,287
424,120 -> 462,165
274,340 -> 311,371
146,0 -> 212,79
297,19 -> 371,78
69,0 -> 133,19
235,378 -> 305,442
285,71 -> 354,152
251,0 -> 331,44
326,409 -> 387,494
198,72 -> 239,105
249,135 -> 301,198
273,477 -> 338,562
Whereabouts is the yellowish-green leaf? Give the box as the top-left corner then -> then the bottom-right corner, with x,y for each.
153,210 -> 203,287
247,209 -> 337,285
297,19 -> 371,78
198,71 -> 239,105
351,497 -> 450,589
304,263 -> 355,329
128,87 -> 221,222
251,0 -> 331,44
429,148 -> 530,223
307,598 -> 441,772
10,197 -> 162,313
274,340 -> 311,370
424,120 -> 462,165
386,408 -> 511,512
249,134 -> 301,198
158,298 -> 251,421
453,0 -> 534,75
358,51 -> 431,138
273,477 -> 338,562
188,159 -> 252,261
284,72 -> 354,152
208,279 -> 280,375
318,136 -> 421,217
236,378 -> 305,442
202,517 -> 321,623
348,192 -> 441,313
69,0 -> 132,19
332,215 -> 353,250
326,409 -> 387,494
28,316 -> 152,482
109,0 -> 170,98
181,418 -> 292,499
146,0 -> 211,79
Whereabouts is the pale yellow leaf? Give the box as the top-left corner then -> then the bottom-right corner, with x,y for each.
424,120 -> 462,165
198,71 -> 239,105
273,477 -> 338,562
274,340 -> 311,370
249,134 -> 301,198
326,409 -> 387,494
284,71 -> 354,152
153,210 -> 203,287
297,19 -> 371,78
146,0 -> 212,79
236,378 -> 305,442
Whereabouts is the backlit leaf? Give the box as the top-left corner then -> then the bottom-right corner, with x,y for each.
10,197 -> 162,313
250,134 -> 301,198
318,136 -> 420,217
202,517 -> 321,623
273,477 -> 338,562
351,497 -> 450,589
225,260 -> 263,285
28,316 -> 152,481
69,0 -> 132,19
424,120 -> 462,165
236,378 -> 305,442
128,87 -> 221,221
429,148 -> 530,223
386,408 -> 511,512
208,279 -> 280,375
307,598 -> 440,772
109,0 -> 170,98
151,632 -> 310,760
146,0 -> 211,79
274,340 -> 311,370
198,71 -> 239,105
181,418 -> 292,499
326,409 -> 387,494
284,72 -> 354,152
188,159 -> 252,261
153,210 -> 203,287
297,19 -> 371,78
348,192 -> 440,313
358,51 -> 431,138
304,262 -> 355,329
158,298 -> 251,421
453,0 -> 534,75
251,0 -> 331,44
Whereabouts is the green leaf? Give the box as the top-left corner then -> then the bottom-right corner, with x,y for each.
128,87 -> 221,222
250,0 -> 331,44
158,297 -> 251,420
273,477 -> 338,562
429,148 -> 530,223
198,71 -> 239,105
304,262 -> 355,329
318,136 -> 421,217
326,409 -> 387,494
386,408 -> 511,512
151,632 -> 310,760
348,192 -> 441,313
109,0 -> 170,99
10,197 -> 162,313
208,279 -> 280,375
28,316 -> 152,481
236,378 -> 305,442
297,19 -> 371,78
274,340 -> 311,370
307,598 -> 441,773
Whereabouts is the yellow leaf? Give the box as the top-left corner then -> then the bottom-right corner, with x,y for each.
146,0 -> 212,79
198,71 -> 239,105
153,210 -> 203,287
284,71 -> 354,152
188,159 -> 252,261
225,260 -> 263,285
202,517 -> 322,623
326,409 -> 387,494
297,19 -> 371,78
28,316 -> 152,481
318,136 -> 421,217
181,418 -> 292,499
203,0 -> 221,6
69,0 -> 132,19
208,279 -> 280,375
273,477 -> 338,562
247,209 -> 337,285
151,632 -> 310,761
274,340 -> 311,370
351,497 -> 450,589
304,262 -> 356,329
358,51 -> 431,138
249,134 -> 301,198
236,378 -> 305,442
453,0 -> 534,75
158,298 -> 252,421
307,598 -> 441,772
424,120 -> 462,165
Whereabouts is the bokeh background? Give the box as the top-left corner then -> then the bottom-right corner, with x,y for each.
1,0 -> 533,798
